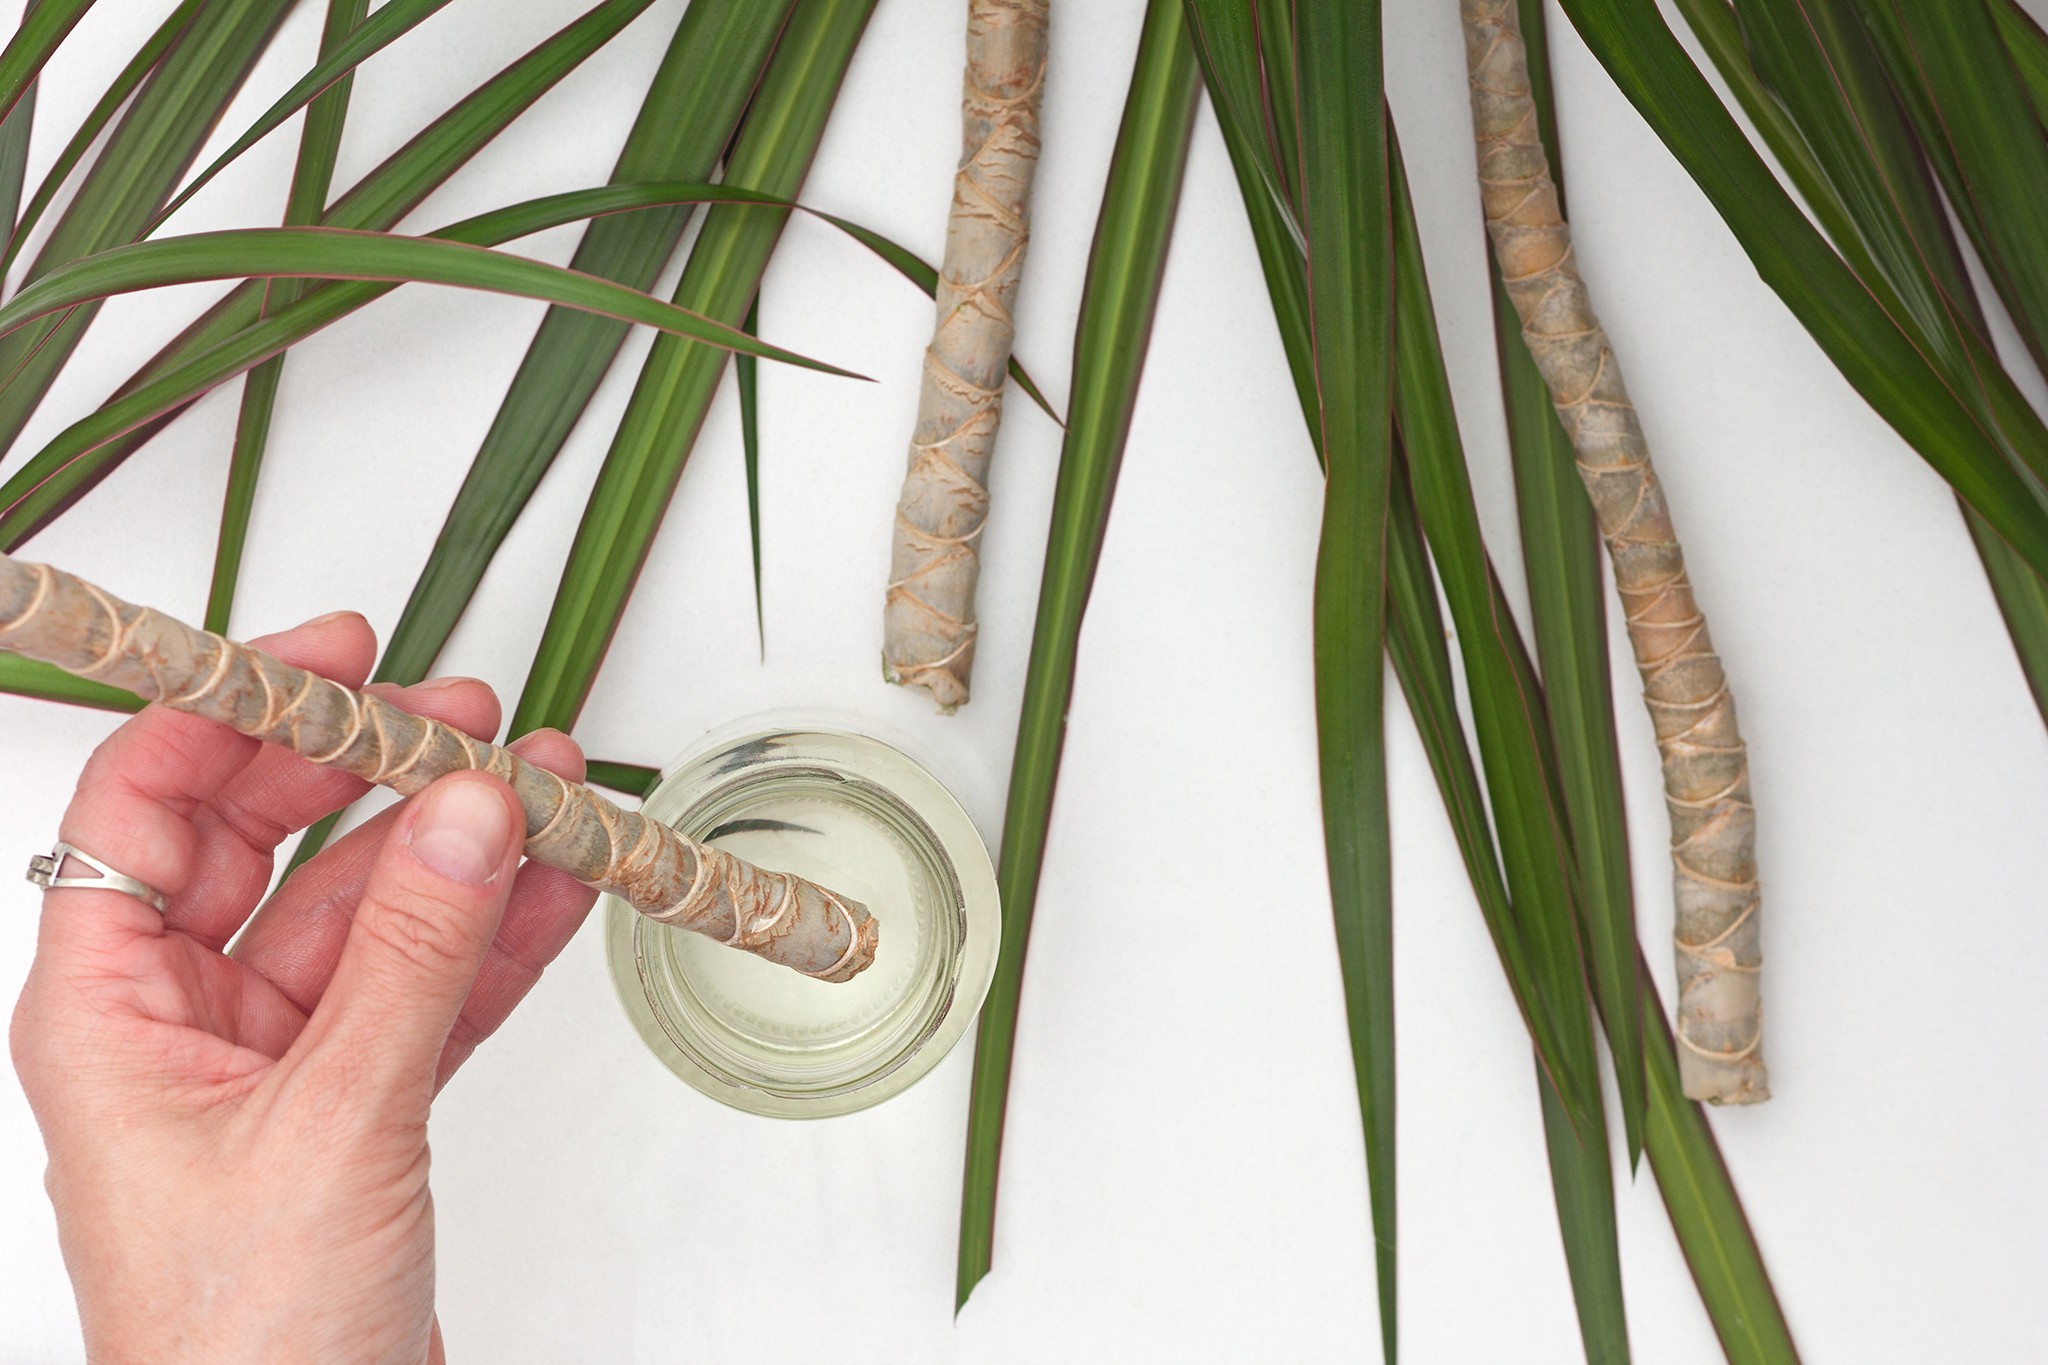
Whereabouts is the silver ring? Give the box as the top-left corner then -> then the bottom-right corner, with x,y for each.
26,841 -> 169,913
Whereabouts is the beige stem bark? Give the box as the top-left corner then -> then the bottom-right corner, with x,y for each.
1461,0 -> 1766,1103
883,0 -> 1049,711
0,555 -> 877,983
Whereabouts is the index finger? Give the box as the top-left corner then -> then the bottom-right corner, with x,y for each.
37,611 -> 377,967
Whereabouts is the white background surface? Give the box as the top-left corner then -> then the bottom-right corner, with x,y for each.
3,1 -> 2045,1360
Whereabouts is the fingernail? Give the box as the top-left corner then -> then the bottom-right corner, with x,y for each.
303,609 -> 360,629
408,779 -> 512,885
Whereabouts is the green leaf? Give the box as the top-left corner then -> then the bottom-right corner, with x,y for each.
0,19 -> 36,241
956,0 -> 1197,1312
1184,0 -> 1316,448
321,0 -> 660,229
1251,0 -> 1299,217
0,653 -> 141,711
509,0 -> 879,739
1396,427 -> 1638,1365
1555,0 -> 2048,580
1388,137 -> 1607,1149
739,295 -> 763,653
373,0 -> 794,687
584,759 -> 658,798
1678,0 -> 2048,495
1194,8 -> 1627,1352
1854,0 -> 2048,378
1675,0 -> 2048,738
18,0 -> 662,527
1523,11 -> 1795,1355
0,0 -> 299,456
1,0 -> 203,278
1639,964 -> 1799,1364
1389,429 -> 1635,1365
0,0 -> 92,125
1964,515 -> 2048,731
261,0 -> 668,881
208,0 -> 372,637
0,227 -> 858,376
1295,2 -> 1397,1353
1729,0 -> 1977,380
1666,0 -> 1889,293
1383,464 -> 1594,1105
1676,0 -> 2048,548
1992,0 -> 2048,127
158,0 -> 461,229
1184,2 -> 1275,210
0,186 -> 975,553
813,210 -> 1062,425
1537,1056 -> 1630,1365
1504,0 -> 1647,1168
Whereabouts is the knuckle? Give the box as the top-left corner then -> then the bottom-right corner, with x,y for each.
8,989 -> 45,1091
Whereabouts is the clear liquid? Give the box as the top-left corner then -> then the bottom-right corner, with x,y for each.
663,791 -> 934,1051
608,726 -> 998,1117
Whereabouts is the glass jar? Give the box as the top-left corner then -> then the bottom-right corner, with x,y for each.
604,723 -> 999,1118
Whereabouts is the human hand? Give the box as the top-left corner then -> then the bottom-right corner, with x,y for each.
9,611 -> 598,1363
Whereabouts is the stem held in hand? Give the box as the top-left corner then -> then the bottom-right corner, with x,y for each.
0,555 -> 877,983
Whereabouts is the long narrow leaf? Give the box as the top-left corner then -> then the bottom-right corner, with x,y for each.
0,0 -> 91,125
1673,1 -> 2048,732
0,186 -> 993,551
1250,0 -> 1299,217
956,0 -> 1197,1311
508,0 -> 879,738
1207,0 -> 1604,1134
1639,964 -> 1799,1363
1537,1057 -> 1630,1365
1555,0 -> 2048,579
1495,239 -> 1656,1171
1295,3 -> 1398,1352
1992,0 -> 2048,127
1524,10 -> 1797,1353
739,294 -> 762,650
158,0 -> 463,227
372,0 -> 793,686
0,2 -> 36,241
0,227 -> 859,374
0,0 -> 298,454
1191,8 -> 1631,1354
585,759 -> 657,797
1667,0 -> 1889,293
1731,0 -> 1978,382
13,0 -> 662,521
0,652 -> 139,711
1855,0 -> 2048,377
1963,511 -> 2048,731
1,0 -> 203,278
1388,139 -> 1606,1145
1390,434 -> 1633,1365
208,0 -> 372,636
1184,0 -> 1316,478
1388,475 -> 1632,1365
1503,0 -> 1649,1167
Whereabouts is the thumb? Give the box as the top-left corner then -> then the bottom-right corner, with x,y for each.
288,772 -> 525,1123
